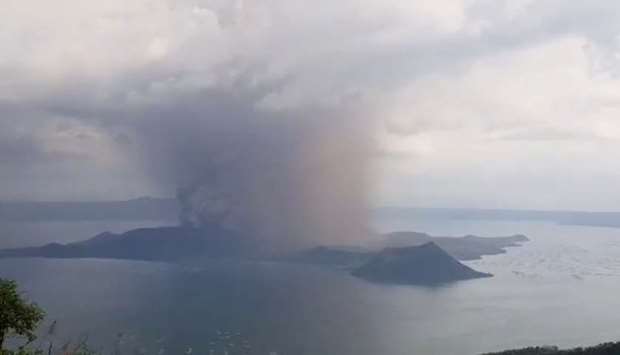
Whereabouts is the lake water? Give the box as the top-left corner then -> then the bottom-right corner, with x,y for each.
2,218 -> 620,355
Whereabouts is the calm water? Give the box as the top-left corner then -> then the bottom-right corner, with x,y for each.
2,219 -> 620,355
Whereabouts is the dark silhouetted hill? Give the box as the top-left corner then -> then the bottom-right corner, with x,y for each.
0,226 -> 255,262
482,342 -> 620,355
277,232 -> 529,268
351,242 -> 492,285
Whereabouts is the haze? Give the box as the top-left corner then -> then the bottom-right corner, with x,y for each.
3,0 -> 620,214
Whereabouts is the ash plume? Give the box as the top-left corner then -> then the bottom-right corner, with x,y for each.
130,87 -> 375,250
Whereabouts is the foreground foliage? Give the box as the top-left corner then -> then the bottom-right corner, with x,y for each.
0,279 -> 45,349
482,342 -> 620,355
0,344 -> 96,355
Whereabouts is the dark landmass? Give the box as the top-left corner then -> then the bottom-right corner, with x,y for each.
0,197 -> 178,222
352,242 -> 492,285
379,231 -> 529,260
482,342 -> 620,355
0,226 -> 497,285
0,215 -> 529,266
265,232 -> 530,268
376,207 -> 620,228
0,226 -> 256,262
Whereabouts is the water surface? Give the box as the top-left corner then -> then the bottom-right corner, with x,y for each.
2,219 -> 620,354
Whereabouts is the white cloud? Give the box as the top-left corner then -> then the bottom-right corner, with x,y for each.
4,0 -> 620,209
377,29 -> 620,210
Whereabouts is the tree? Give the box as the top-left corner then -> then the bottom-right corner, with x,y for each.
0,279 -> 45,349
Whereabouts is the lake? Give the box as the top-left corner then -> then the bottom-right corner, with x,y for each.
2,218 -> 620,355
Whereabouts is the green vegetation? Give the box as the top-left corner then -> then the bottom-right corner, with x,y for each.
0,279 -> 44,350
482,342 -> 620,355
0,278 -> 94,355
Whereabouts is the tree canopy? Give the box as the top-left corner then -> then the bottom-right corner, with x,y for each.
483,342 -> 620,355
0,279 -> 45,349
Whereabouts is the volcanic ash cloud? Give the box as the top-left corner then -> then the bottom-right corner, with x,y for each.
131,89 -> 375,250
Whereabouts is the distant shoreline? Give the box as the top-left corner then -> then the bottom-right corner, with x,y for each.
375,206 -> 620,229
4,198 -> 620,229
482,341 -> 620,354
0,197 -> 179,222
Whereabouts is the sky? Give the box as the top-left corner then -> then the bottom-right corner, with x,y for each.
3,0 -> 620,211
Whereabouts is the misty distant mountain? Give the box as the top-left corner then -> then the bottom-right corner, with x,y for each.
0,226 -> 255,262
0,197 -> 179,221
352,242 -> 492,285
5,198 -> 620,228
379,232 -> 529,260
376,207 -> 620,228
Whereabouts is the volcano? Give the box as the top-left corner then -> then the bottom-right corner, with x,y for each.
352,242 -> 492,285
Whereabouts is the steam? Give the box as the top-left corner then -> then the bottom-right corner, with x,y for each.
130,87 -> 374,250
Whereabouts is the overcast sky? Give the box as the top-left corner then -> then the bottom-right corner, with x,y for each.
3,0 -> 620,211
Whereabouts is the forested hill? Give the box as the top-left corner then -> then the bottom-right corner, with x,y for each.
482,342 -> 620,355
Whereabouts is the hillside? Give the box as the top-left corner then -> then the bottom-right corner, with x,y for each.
379,232 -> 528,260
0,226 -> 254,262
352,242 -> 492,285
482,342 -> 620,355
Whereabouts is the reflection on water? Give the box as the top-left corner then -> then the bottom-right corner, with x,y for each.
2,219 -> 620,354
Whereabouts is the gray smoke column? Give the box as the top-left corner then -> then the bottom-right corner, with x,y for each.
130,87 -> 375,250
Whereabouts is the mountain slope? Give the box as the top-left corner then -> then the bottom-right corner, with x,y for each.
481,341 -> 620,355
380,232 -> 529,260
352,242 -> 492,285
0,226 -> 253,262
